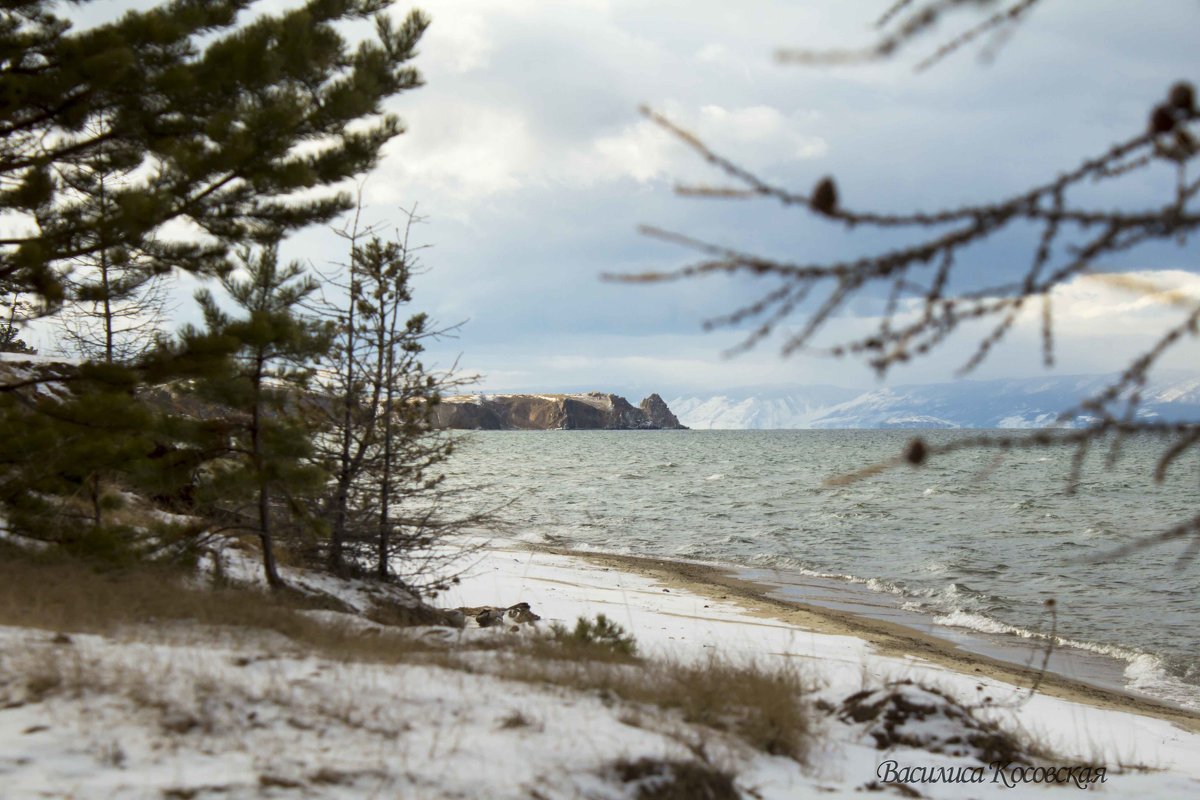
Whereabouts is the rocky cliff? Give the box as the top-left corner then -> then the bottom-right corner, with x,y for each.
638,393 -> 684,429
432,392 -> 688,430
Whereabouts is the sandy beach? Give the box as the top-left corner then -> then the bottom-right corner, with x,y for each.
446,539 -> 1200,791
556,547 -> 1200,735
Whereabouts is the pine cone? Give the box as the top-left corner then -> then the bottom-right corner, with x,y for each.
812,177 -> 838,216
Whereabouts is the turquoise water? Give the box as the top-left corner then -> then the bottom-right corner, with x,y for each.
443,429 -> 1199,708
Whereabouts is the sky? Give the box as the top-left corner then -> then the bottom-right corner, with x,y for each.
38,0 -> 1200,399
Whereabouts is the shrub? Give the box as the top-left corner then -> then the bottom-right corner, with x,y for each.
550,614 -> 638,658
611,758 -> 739,800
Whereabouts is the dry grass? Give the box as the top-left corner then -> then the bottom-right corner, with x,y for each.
489,650 -> 813,762
0,547 -> 813,762
0,546 -> 437,666
0,634 -> 417,743
498,710 -> 535,729
0,644 -> 151,713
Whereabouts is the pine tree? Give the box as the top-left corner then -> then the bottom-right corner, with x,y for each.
311,207 -> 472,587
310,202 -> 381,575
0,325 -> 34,355
0,0 -> 430,570
0,357 -> 202,560
59,261 -> 169,364
355,232 -> 451,582
0,278 -> 36,354
182,244 -> 331,589
0,0 -> 430,306
56,152 -> 170,364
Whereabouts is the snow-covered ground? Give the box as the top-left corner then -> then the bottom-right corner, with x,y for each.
1,541 -> 1197,798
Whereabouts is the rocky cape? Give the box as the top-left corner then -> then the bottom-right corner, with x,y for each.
432,391 -> 687,430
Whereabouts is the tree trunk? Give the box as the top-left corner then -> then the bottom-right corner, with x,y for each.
99,175 -> 115,365
377,301 -> 395,581
90,472 -> 103,528
252,352 -> 284,589
259,483 -> 283,589
328,280 -> 357,575
100,255 -> 113,364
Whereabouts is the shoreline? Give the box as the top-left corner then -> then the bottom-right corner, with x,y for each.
540,545 -> 1200,735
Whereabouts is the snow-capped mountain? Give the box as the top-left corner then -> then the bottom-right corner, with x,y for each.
668,385 -> 860,430
670,374 -> 1200,429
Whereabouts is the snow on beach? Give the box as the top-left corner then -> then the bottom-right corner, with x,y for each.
0,540 -> 1197,798
448,544 -> 1200,793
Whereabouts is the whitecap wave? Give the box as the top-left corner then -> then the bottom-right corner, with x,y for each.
932,610 -> 1200,709
933,610 -> 1031,637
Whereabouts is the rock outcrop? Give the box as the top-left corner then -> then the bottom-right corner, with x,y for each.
639,393 -> 683,430
432,391 -> 688,430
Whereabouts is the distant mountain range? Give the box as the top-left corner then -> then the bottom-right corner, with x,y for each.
669,374 -> 1200,429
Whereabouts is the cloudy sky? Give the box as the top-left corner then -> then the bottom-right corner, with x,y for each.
57,1 -> 1200,398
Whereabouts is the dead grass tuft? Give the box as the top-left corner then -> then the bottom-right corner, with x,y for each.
161,789 -> 202,800
308,767 -> 381,786
2,646 -> 91,704
258,774 -> 304,789
498,709 -> 534,729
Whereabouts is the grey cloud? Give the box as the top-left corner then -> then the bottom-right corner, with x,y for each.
48,1 -> 1200,394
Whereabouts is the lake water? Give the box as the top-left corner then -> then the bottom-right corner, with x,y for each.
442,429 -> 1199,709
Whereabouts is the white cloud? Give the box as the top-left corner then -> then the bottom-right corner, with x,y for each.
695,43 -> 735,64
379,94 -> 826,199
422,11 -> 493,75
582,120 -> 676,184
829,269 -> 1200,384
698,104 -> 827,159
1042,270 -> 1200,328
382,104 -> 541,197
471,345 -> 821,394
570,102 -> 826,186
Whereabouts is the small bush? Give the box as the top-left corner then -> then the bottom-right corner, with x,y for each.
611,758 -> 739,800
550,614 -> 638,658
498,710 -> 535,729
60,524 -> 142,565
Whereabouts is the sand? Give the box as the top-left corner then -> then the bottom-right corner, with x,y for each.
547,546 -> 1200,735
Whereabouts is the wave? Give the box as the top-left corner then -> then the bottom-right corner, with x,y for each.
932,610 -> 1200,710
747,554 -> 1199,709
764,562 -> 914,597
933,609 -> 1045,639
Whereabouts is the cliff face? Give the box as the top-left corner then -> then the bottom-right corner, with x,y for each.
639,393 -> 683,429
432,392 -> 688,430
